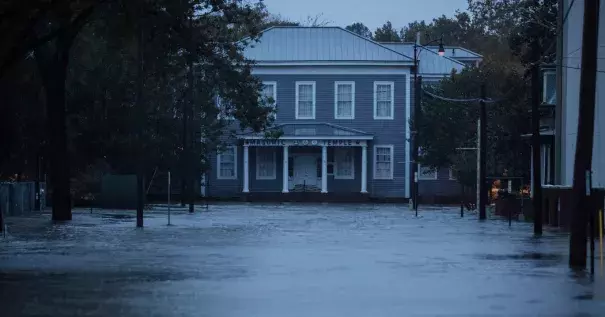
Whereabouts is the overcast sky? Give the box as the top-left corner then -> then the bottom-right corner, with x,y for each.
262,0 -> 469,31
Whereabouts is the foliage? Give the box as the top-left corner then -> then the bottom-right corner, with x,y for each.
345,22 -> 373,38
0,0 -> 276,216
417,61 -> 530,186
373,21 -> 400,42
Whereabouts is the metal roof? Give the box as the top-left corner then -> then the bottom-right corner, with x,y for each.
394,43 -> 483,59
243,27 -> 413,64
380,43 -> 465,76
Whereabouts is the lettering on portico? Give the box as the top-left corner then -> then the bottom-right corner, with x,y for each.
243,139 -> 366,147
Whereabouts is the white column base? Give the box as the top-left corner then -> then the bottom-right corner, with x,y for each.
321,145 -> 328,193
243,145 -> 250,193
361,145 -> 368,193
282,146 -> 289,193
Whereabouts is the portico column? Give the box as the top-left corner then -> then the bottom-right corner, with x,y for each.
361,145 -> 368,193
321,145 -> 328,193
282,146 -> 289,193
243,145 -> 250,193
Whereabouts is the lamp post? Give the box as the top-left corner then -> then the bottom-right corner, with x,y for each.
411,32 -> 445,214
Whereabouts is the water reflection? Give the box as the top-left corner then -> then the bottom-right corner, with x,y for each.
1,205 -> 605,316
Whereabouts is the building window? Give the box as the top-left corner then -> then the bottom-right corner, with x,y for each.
334,148 -> 355,179
418,165 -> 438,180
256,148 -> 276,180
296,81 -> 316,119
373,81 -> 394,120
216,96 -> 235,120
217,146 -> 237,179
262,81 -> 277,119
334,81 -> 355,119
373,145 -> 394,179
543,71 -> 556,105
449,168 -> 457,180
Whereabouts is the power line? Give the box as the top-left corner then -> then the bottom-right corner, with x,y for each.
555,63 -> 605,74
421,88 -> 506,104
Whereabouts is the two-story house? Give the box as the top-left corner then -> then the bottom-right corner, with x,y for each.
205,26 -> 481,202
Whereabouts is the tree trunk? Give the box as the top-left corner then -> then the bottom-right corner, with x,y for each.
36,37 -> 72,221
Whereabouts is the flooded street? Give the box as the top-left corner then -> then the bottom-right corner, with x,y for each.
1,204 -> 605,316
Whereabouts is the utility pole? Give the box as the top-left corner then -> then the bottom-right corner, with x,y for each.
135,3 -> 145,228
478,84 -> 487,220
531,59 -> 543,236
413,76 -> 422,215
570,0 -> 600,269
412,32 -> 420,213
186,13 -> 195,214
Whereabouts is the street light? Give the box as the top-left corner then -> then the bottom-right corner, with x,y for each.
411,33 -> 445,215
437,42 -> 445,56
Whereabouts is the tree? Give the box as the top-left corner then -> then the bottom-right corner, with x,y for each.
345,22 -> 372,38
373,21 -> 400,42
1,0 -> 275,221
417,61 -> 530,187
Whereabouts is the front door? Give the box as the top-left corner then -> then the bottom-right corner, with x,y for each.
293,155 -> 318,188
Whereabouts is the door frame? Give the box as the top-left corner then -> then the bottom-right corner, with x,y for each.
289,153 -> 321,189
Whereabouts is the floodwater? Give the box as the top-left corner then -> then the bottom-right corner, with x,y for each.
1,204 -> 605,316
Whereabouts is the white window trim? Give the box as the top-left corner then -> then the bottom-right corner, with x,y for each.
217,146 -> 237,180
334,81 -> 355,119
373,145 -> 394,180
418,164 -> 438,180
373,81 -> 395,120
295,81 -> 316,119
255,148 -> 277,180
334,148 -> 355,180
216,96 -> 235,121
262,81 -> 277,119
542,71 -> 555,104
449,168 -> 457,180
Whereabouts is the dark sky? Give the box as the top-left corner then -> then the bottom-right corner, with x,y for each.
262,0 -> 469,30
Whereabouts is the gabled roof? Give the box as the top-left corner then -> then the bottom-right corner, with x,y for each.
243,26 -> 413,64
380,43 -> 465,76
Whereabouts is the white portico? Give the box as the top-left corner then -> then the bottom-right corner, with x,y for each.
238,123 -> 373,194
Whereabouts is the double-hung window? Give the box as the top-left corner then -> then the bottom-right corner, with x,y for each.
543,71 -> 556,105
418,165 -> 438,180
374,145 -> 394,179
373,81 -> 394,119
296,81 -> 316,119
217,146 -> 237,179
334,81 -> 355,119
334,148 -> 355,179
256,148 -> 276,180
262,81 -> 277,119
216,96 -> 235,120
